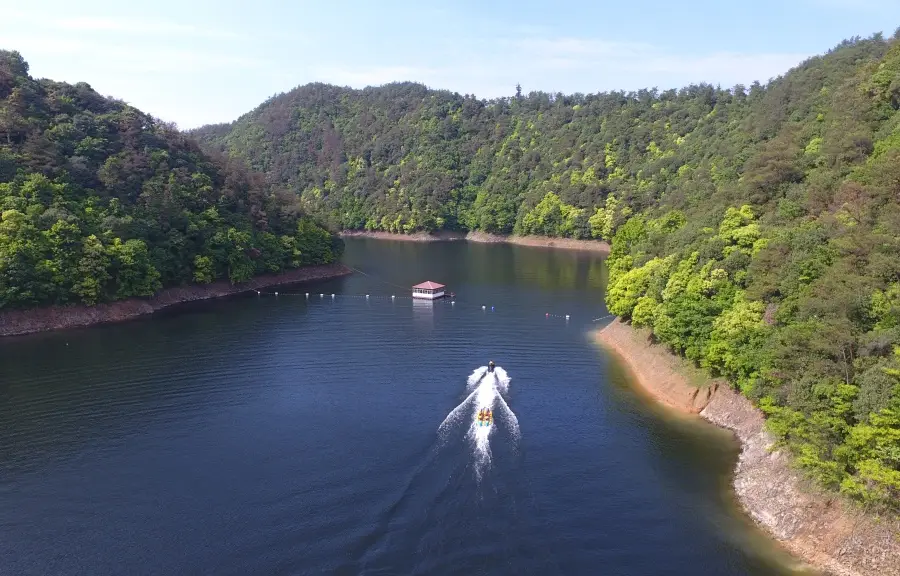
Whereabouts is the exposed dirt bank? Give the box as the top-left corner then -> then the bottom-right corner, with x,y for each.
338,230 -> 467,242
465,231 -> 611,253
0,263 -> 352,338
595,318 -> 900,576
338,230 -> 611,253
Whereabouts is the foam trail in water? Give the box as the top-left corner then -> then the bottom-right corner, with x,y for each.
458,365 -> 518,480
495,393 -> 520,442
437,387 -> 480,440
438,365 -> 519,480
492,366 -> 510,394
468,380 -> 494,481
466,367 -> 488,392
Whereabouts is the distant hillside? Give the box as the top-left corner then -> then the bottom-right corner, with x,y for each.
193,31 -> 900,509
190,33 -> 893,241
0,50 -> 342,310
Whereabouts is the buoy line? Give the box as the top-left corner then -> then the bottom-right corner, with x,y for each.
252,288 -> 598,322
249,263 -> 610,321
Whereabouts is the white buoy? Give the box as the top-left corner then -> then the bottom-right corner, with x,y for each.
320,293 -> 323,298
275,291 -> 279,296
305,292 -> 309,298
482,305 -> 486,310
451,301 -> 455,305
365,294 -> 369,299
392,295 -> 395,300
565,315 -> 570,320
331,294 -> 335,299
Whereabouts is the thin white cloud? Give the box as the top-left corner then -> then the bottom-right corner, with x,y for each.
514,37 -> 642,57
1,9 -> 242,41
0,8 -> 822,129
49,16 -> 241,39
309,36 -> 812,97
804,0 -> 892,8
112,53 -> 265,75
0,36 -> 89,56
2,33 -> 263,75
643,52 -> 812,81
799,0 -> 898,17
513,36 -> 810,74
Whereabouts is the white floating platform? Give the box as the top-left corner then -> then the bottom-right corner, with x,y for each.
412,281 -> 447,300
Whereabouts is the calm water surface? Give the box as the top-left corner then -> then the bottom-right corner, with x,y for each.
0,239 -> 816,575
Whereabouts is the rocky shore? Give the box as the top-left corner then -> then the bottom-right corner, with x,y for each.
338,230 -> 467,242
464,231 -> 610,252
595,318 -> 900,576
338,229 -> 611,253
0,263 -> 352,338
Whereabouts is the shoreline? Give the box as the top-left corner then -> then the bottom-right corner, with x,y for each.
594,318 -> 899,576
338,230 -> 611,253
339,230 -> 467,242
0,263 -> 352,338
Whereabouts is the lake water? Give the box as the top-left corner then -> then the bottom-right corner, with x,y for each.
0,239 -> 816,575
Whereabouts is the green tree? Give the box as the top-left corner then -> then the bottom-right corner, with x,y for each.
225,228 -> 254,284
106,238 -> 161,298
72,235 -> 109,305
193,255 -> 214,284
0,50 -> 342,310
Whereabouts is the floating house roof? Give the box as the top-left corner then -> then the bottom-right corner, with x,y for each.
412,281 -> 445,290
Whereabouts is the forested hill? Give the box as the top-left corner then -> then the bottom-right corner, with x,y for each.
0,51 -> 342,310
191,34 -> 900,242
194,32 -> 900,509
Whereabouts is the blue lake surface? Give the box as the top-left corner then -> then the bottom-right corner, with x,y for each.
0,239 -> 815,575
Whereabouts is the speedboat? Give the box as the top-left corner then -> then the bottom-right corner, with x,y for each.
487,360 -> 495,373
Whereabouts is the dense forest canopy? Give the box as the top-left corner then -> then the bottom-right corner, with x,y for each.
0,50 -> 342,310
194,32 -> 900,509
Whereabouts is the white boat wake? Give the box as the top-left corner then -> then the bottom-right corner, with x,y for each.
438,365 -> 519,481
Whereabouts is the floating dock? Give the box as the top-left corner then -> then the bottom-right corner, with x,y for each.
412,281 -> 447,300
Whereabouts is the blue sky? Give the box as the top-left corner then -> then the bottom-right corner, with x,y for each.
2,0 -> 896,129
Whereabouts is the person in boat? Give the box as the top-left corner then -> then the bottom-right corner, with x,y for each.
488,360 -> 495,373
